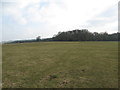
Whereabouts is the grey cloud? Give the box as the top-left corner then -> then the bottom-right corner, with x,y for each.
87,4 -> 117,26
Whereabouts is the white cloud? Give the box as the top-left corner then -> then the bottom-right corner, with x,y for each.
88,21 -> 118,34
86,3 -> 118,33
2,0 -> 43,24
3,0 -> 118,24
2,0 -> 119,41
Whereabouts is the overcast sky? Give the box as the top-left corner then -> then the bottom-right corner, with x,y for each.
1,0 -> 119,41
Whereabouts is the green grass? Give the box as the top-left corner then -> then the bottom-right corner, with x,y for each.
2,41 -> 118,88
0,44 -> 2,89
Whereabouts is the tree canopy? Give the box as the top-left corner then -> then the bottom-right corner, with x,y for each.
52,29 -> 119,41
6,29 -> 119,44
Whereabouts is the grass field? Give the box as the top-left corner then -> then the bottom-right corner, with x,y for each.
2,42 -> 118,88
0,44 -> 2,89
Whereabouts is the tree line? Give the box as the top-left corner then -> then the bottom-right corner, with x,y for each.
6,29 -> 119,44
52,29 -> 120,41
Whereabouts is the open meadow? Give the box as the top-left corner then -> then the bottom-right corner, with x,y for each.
2,42 -> 118,88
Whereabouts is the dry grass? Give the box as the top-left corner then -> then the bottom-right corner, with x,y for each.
2,41 -> 118,88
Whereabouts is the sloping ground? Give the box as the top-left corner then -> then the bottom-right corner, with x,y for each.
2,42 -> 118,88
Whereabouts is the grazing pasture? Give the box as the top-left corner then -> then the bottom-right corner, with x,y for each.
2,42 -> 118,88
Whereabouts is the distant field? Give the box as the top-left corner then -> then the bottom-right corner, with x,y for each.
2,42 -> 118,88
